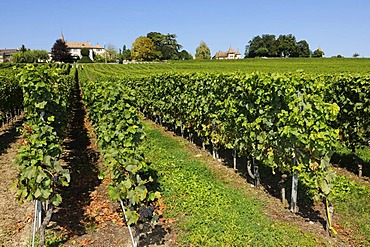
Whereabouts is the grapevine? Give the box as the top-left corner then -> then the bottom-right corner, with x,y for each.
15,64 -> 74,246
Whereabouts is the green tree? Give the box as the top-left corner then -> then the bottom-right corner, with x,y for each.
78,48 -> 93,63
93,52 -> 105,62
81,47 -> 90,57
195,41 -> 211,60
295,40 -> 311,57
277,34 -> 297,57
245,34 -> 279,57
246,34 -> 312,58
312,48 -> 324,58
122,45 -> 132,60
33,50 -> 49,61
255,47 -> 269,57
12,51 -> 29,63
178,49 -> 193,60
131,36 -> 158,61
353,53 -> 360,58
147,32 -> 182,60
11,50 -> 49,63
245,35 -> 263,57
20,44 -> 28,53
51,39 -> 73,63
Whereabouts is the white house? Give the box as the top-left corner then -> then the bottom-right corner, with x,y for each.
60,33 -> 106,61
213,47 -> 241,60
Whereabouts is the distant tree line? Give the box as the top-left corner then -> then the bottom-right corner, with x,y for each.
245,34 -> 324,58
47,32 -> 331,64
11,44 -> 49,63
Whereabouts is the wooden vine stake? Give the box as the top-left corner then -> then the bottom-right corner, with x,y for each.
202,140 -> 206,151
358,163 -> 363,177
279,174 -> 288,207
38,203 -> 54,247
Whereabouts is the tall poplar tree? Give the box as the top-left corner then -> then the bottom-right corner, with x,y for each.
195,41 -> 211,60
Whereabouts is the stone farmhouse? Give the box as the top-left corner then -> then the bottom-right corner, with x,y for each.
213,47 -> 241,60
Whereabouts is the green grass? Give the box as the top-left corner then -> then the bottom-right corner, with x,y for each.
142,121 -> 326,246
331,176 -> 370,246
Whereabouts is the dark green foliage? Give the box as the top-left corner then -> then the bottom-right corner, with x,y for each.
246,34 -> 278,57
16,64 -> 73,206
312,48 -> 325,57
277,34 -> 297,57
0,62 -> 12,69
79,48 -> 93,63
147,32 -> 183,60
125,72 -> 339,201
51,39 -> 73,63
78,56 -> 93,63
178,50 -> 193,60
79,77 -> 160,224
15,64 -> 74,247
0,73 -> 23,120
296,40 -> 311,57
246,34 -> 311,58
122,45 -> 132,60
81,47 -> 89,57
20,44 -> 28,53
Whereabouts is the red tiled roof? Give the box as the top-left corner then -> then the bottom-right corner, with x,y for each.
65,42 -> 92,48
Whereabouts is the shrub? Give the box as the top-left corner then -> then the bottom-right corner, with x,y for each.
81,48 -> 90,57
78,56 -> 93,63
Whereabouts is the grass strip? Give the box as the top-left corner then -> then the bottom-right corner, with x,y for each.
331,175 -> 370,245
142,121 -> 326,246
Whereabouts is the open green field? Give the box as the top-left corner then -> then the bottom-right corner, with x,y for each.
84,58 -> 370,77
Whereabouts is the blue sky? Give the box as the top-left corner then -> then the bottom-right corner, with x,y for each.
1,0 -> 369,57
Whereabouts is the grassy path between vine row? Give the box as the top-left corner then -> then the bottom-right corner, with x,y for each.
0,120 -> 33,246
141,120 -> 347,247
